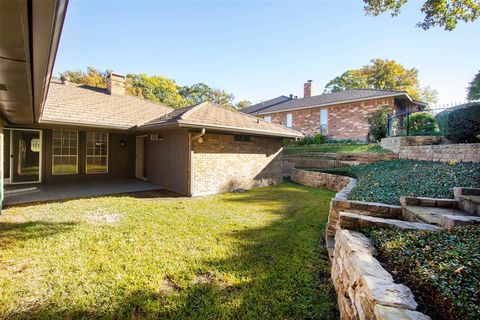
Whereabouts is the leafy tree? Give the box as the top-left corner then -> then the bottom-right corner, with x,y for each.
324,59 -> 438,103
179,83 -> 234,108
467,70 -> 480,101
60,67 -> 108,88
126,74 -> 185,108
363,0 -> 480,31
235,100 -> 252,109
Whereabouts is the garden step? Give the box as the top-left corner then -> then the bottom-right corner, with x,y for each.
402,205 -> 470,225
459,195 -> 480,216
440,214 -> 480,229
339,211 -> 438,231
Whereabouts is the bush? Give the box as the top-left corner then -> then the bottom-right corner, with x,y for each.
367,226 -> 480,320
408,111 -> 438,134
296,134 -> 325,146
443,103 -> 480,143
367,106 -> 389,142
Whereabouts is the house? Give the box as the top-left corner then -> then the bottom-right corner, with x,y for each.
2,73 -> 302,204
241,80 -> 427,140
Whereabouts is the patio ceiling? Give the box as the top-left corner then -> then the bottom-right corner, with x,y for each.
0,0 -> 68,125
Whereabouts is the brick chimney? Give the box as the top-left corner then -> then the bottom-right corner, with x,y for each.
304,80 -> 314,98
106,72 -> 126,95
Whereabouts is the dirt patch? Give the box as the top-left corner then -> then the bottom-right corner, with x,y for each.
192,271 -> 218,285
86,214 -> 120,224
158,277 -> 181,295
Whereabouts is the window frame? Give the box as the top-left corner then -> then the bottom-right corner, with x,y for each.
85,132 -> 109,174
51,129 -> 78,175
286,113 -> 293,128
320,108 -> 328,134
263,115 -> 272,123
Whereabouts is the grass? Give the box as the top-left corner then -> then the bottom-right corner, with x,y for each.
283,143 -> 390,155
0,182 -> 336,320
367,226 -> 480,320
312,159 -> 480,205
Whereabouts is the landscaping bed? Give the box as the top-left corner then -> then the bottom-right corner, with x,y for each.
0,182 -> 336,319
366,226 -> 480,320
311,159 -> 480,205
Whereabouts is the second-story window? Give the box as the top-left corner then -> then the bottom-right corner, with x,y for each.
286,113 -> 293,128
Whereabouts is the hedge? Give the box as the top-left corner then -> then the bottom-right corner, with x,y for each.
436,102 -> 480,143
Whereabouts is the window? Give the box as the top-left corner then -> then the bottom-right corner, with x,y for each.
286,113 -> 293,128
52,130 -> 78,175
320,109 -> 328,133
234,135 -> 252,142
264,115 -> 272,122
86,132 -> 108,174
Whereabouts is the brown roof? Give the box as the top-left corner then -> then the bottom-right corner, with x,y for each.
140,102 -> 303,138
40,80 -> 173,129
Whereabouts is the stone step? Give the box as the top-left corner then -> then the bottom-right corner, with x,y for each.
440,214 -> 480,229
459,195 -> 480,216
339,211 -> 438,231
403,205 -> 480,228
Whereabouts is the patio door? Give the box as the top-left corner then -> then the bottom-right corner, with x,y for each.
135,136 -> 147,180
7,129 -> 42,184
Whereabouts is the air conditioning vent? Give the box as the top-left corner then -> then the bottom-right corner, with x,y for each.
0,83 -> 8,91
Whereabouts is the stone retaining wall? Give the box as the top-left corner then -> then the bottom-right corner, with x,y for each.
332,230 -> 430,320
380,137 -> 480,163
290,168 -> 353,192
283,158 -> 350,177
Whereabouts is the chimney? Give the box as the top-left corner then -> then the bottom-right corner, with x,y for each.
106,72 -> 126,95
304,80 -> 314,98
289,94 -> 293,99
60,75 -> 70,85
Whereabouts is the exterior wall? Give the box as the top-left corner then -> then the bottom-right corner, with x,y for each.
42,129 -> 136,183
0,119 -> 3,209
191,132 -> 283,196
145,130 -> 190,195
258,98 -> 396,140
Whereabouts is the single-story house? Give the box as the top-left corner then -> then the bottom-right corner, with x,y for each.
2,74 -> 302,200
241,80 -> 428,140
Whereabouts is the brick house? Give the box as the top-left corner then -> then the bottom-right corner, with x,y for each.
241,81 -> 427,140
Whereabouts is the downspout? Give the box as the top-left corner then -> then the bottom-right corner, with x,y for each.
190,128 -> 206,142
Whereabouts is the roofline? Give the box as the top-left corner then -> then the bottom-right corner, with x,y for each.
252,92 -> 415,115
240,96 -> 292,114
138,120 -> 302,138
39,118 -> 132,130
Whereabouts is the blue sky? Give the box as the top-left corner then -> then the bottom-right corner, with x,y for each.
54,0 -> 480,104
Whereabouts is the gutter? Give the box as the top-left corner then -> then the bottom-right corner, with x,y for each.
190,128 -> 206,141
38,118 -> 132,130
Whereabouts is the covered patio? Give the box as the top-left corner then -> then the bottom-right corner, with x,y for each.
3,178 -> 172,206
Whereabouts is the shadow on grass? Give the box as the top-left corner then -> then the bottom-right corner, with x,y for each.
0,221 -> 77,249
4,184 -> 338,320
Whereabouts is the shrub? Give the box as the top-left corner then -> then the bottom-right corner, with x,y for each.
443,103 -> 480,142
367,106 -> 389,142
296,134 -> 325,146
408,111 -> 438,134
367,226 -> 480,320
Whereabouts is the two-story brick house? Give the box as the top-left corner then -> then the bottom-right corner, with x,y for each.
241,81 -> 427,140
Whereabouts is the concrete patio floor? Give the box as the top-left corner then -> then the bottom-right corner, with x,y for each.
3,179 -> 175,206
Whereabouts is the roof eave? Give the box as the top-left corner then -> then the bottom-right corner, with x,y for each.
39,118 -> 132,130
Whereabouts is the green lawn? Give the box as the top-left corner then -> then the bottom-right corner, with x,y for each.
283,143 -> 390,155
0,182 -> 336,320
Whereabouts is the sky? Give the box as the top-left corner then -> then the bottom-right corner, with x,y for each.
53,0 -> 480,105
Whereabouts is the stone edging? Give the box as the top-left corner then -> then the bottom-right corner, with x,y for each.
332,230 -> 431,320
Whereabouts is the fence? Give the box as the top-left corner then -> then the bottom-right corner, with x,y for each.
386,102 -> 475,137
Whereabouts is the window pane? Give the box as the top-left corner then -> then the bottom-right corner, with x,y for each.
52,130 -> 78,175
320,109 -> 328,133
86,132 -> 108,173
286,113 -> 293,128
264,115 -> 271,123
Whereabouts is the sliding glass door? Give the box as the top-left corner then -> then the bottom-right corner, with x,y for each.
9,129 -> 42,183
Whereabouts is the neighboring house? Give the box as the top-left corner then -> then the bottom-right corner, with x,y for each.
241,80 -> 427,140
3,74 -> 302,198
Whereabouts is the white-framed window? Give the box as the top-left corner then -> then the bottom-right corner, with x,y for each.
52,129 -> 78,175
86,132 -> 108,174
320,109 -> 328,133
286,113 -> 293,128
264,115 -> 272,123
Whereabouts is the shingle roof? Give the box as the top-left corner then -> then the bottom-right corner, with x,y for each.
40,80 -> 173,129
141,102 -> 302,138
242,89 -> 416,115
240,95 -> 292,114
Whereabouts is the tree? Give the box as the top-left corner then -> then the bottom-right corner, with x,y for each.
467,70 -> 480,101
60,67 -> 108,88
179,83 -> 234,108
363,0 -> 480,31
126,74 -> 186,108
235,100 -> 252,109
324,59 -> 438,103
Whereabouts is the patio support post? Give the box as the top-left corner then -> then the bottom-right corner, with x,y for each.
0,118 -> 3,213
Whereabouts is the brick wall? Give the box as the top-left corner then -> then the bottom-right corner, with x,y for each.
259,98 -> 395,140
191,133 -> 283,196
